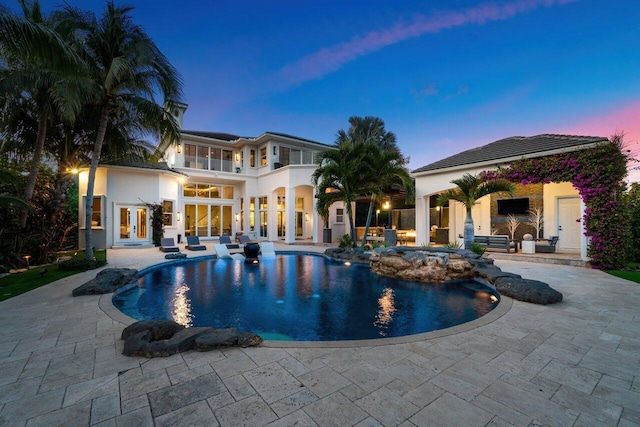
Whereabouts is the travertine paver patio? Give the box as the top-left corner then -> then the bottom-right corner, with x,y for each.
0,244 -> 638,426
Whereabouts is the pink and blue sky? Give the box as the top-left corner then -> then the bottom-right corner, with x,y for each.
25,0 -> 640,181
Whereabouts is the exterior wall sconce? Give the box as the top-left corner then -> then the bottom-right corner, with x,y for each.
382,200 -> 390,210
177,144 -> 182,154
436,206 -> 441,211
305,213 -> 309,222
235,213 -> 240,222
235,152 -> 240,162
177,212 -> 182,222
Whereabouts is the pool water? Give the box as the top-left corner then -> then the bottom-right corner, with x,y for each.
113,253 -> 499,341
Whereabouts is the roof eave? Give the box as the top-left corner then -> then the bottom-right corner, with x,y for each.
411,141 -> 605,178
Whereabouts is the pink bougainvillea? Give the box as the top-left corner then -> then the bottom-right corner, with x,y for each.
481,136 -> 632,269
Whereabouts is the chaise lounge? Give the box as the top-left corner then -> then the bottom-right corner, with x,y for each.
159,238 -> 179,252
535,236 -> 559,253
185,236 -> 206,251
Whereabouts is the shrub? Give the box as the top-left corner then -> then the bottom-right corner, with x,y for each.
58,258 -> 107,271
444,242 -> 462,249
338,234 -> 354,248
468,242 -> 486,256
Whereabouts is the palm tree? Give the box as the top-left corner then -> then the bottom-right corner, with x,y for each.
437,173 -> 515,249
58,2 -> 183,259
336,116 -> 401,154
312,141 -> 371,243
0,1 -> 84,225
358,143 -> 413,247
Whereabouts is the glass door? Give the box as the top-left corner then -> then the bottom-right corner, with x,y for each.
116,205 -> 149,245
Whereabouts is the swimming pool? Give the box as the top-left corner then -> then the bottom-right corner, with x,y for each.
113,253 -> 499,341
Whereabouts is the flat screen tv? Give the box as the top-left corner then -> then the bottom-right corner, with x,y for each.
497,198 -> 529,215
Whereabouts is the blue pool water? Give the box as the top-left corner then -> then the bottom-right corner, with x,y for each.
113,253 -> 499,341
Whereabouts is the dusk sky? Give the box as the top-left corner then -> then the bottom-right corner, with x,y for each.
20,0 -> 640,181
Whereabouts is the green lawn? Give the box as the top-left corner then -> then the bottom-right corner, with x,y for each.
606,263 -> 640,284
0,250 -> 107,302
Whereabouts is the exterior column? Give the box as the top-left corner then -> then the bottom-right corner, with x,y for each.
312,196 -> 319,243
415,196 -> 428,246
285,186 -> 295,244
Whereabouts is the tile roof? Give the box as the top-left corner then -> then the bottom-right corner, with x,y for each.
181,130 -> 246,141
181,130 -> 330,147
412,134 -> 608,174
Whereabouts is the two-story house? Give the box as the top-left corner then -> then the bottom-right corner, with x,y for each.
76,103 -> 342,249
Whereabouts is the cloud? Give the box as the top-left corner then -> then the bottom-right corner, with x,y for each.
411,84 -> 439,99
275,0 -> 578,88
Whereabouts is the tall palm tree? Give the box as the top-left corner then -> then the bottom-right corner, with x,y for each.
0,0 -> 84,225
437,173 -> 515,249
337,116 -> 401,154
58,2 -> 183,259
358,143 -> 414,247
312,141 -> 371,243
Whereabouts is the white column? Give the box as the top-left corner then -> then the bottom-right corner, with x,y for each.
312,196 -> 319,243
415,196 -> 428,246
285,186 -> 295,244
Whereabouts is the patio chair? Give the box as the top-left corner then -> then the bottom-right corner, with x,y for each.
214,244 -> 245,260
220,235 -> 243,253
535,236 -> 559,253
237,235 -> 252,245
260,241 -> 276,259
185,236 -> 206,251
159,238 -> 179,252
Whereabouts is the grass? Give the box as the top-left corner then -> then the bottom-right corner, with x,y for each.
606,262 -> 640,284
0,250 -> 107,302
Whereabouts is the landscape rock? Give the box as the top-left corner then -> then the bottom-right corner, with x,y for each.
194,328 -> 241,351
121,319 -> 185,340
494,277 -> 563,305
72,268 -> 139,296
331,246 -> 563,305
324,247 -> 372,263
120,320 -> 263,357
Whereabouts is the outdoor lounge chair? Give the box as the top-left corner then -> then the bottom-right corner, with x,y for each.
237,235 -> 252,245
535,236 -> 559,253
185,236 -> 206,251
214,244 -> 244,260
159,238 -> 180,252
260,241 -> 276,259
219,235 -> 243,253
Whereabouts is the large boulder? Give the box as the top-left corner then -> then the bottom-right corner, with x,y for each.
73,268 -> 139,296
121,320 -> 263,357
335,246 -> 563,305
494,277 -> 563,305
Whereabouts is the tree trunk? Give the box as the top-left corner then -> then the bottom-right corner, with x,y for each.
463,206 -> 474,250
345,200 -> 355,245
20,112 -> 48,227
84,104 -> 110,260
360,197 -> 375,248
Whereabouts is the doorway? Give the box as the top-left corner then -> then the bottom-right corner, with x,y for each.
116,205 -> 149,245
557,197 -> 581,250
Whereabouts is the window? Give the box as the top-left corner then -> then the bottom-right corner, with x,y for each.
295,197 -> 304,210
336,208 -> 344,223
210,148 -> 221,171
82,196 -> 104,227
250,150 -> 256,167
197,146 -> 208,169
222,150 -> 232,172
260,147 -> 267,166
184,144 -> 197,168
223,186 -> 234,199
249,197 -> 255,230
183,183 -> 234,199
162,200 -> 174,226
259,196 -> 268,237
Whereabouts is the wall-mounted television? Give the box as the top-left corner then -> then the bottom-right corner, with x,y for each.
497,198 -> 529,215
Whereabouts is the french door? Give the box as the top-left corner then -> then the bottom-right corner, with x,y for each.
116,205 -> 149,245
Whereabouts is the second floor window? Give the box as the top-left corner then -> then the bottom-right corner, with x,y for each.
184,143 -> 233,172
260,147 -> 267,166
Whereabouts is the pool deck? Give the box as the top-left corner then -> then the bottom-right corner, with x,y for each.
0,244 -> 638,426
